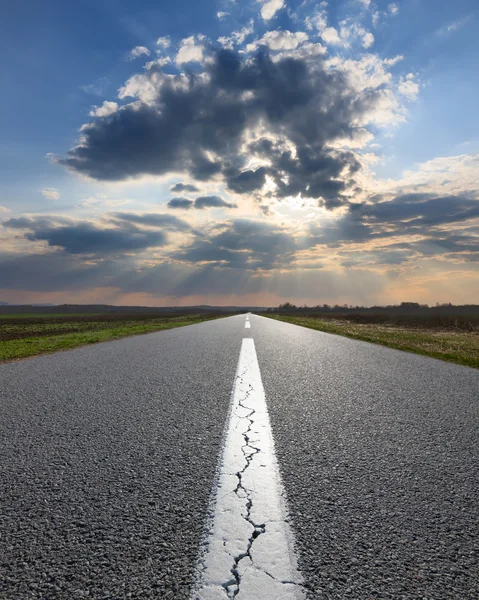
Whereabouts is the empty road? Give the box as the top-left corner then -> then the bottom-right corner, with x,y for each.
1,314 -> 478,599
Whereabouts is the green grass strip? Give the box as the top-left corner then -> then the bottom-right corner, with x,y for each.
0,316 -> 218,362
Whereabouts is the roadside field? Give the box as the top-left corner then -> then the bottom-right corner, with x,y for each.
0,313 -> 103,319
265,315 -> 479,368
0,313 -> 222,362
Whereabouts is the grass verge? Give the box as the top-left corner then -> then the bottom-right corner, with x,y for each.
0,314 -> 220,362
265,315 -> 479,368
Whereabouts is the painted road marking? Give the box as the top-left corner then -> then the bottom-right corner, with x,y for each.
191,338 -> 305,599
244,321 -> 251,329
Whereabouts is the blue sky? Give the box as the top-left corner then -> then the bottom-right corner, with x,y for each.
0,0 -> 478,305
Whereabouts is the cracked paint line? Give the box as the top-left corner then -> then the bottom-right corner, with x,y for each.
191,338 -> 306,600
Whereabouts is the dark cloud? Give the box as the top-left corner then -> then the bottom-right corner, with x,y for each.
307,194 -> 479,248
57,48 -> 386,208
170,182 -> 200,193
167,196 -> 237,210
362,194 -> 479,228
303,193 -> 479,265
3,216 -> 167,255
225,167 -> 267,194
167,197 -> 194,209
194,195 -> 237,209
173,218 -> 297,269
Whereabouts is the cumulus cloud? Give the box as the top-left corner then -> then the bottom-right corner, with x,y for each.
175,35 -> 206,65
362,194 -> 479,230
225,167 -> 268,194
128,46 -> 151,60
170,182 -> 200,193
168,197 -> 194,209
362,32 -> 374,48
156,36 -> 171,49
89,101 -> 119,117
247,30 -> 308,52
167,195 -> 237,209
306,193 -> 479,260
326,21 -> 375,49
321,27 -> 341,45
41,188 -> 60,200
58,47 -> 409,209
218,20 -> 254,49
384,55 -> 404,66
194,195 -> 237,209
3,216 -> 167,255
259,0 -> 285,21
391,153 -> 479,196
144,56 -> 172,70
398,73 -> 420,100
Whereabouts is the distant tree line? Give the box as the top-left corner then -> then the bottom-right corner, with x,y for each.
266,302 -> 479,332
268,302 -> 479,315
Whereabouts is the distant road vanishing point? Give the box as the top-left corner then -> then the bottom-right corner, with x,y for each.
1,314 -> 478,599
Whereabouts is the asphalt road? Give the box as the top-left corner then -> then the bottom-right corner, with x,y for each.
1,314 -> 478,599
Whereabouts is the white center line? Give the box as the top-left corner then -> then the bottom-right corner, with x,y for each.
191,338 -> 305,599
244,321 -> 251,329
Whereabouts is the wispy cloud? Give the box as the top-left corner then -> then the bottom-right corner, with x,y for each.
436,15 -> 472,38
41,188 -> 60,200
80,77 -> 110,97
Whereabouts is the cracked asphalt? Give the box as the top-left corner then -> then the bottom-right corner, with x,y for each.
229,371 -> 264,598
1,313 -> 478,599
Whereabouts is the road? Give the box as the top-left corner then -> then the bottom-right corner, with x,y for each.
0,314 -> 478,599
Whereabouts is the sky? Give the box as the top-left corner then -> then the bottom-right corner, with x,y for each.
0,0 -> 478,307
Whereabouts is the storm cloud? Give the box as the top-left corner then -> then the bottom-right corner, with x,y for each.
57,48 -> 389,208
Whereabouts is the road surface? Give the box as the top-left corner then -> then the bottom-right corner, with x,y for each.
1,314 -> 478,599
